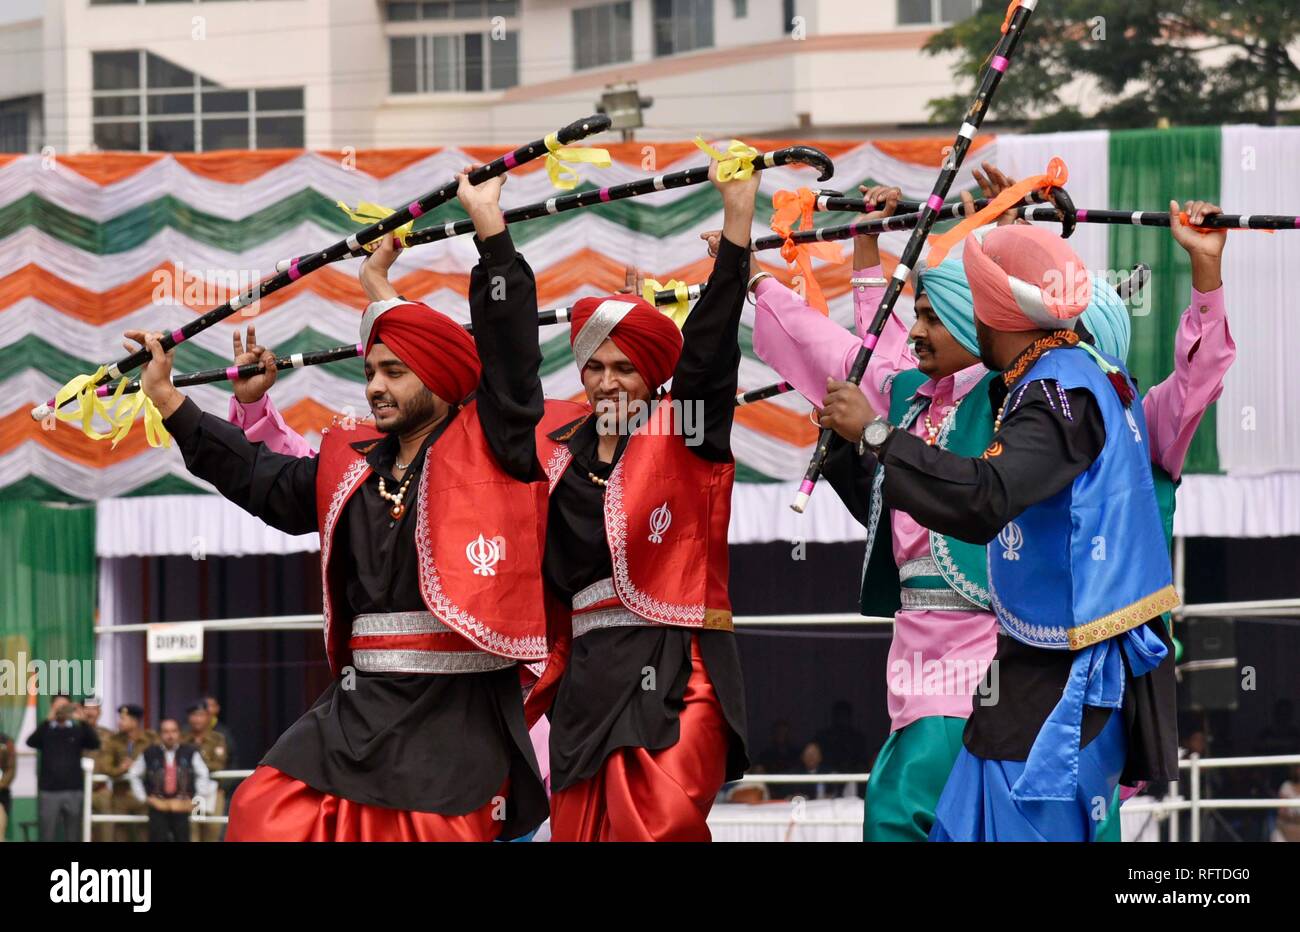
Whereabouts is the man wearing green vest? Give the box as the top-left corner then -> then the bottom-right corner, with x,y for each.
754,182 -> 1018,840
753,173 -> 1233,841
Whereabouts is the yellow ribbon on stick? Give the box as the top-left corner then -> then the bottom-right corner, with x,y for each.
336,201 -> 415,250
53,366 -> 116,441
642,279 -> 692,329
51,367 -> 171,448
107,381 -> 172,449
694,137 -> 759,182
543,132 -> 612,191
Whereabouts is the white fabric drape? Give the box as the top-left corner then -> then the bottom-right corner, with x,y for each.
1176,472 -> 1300,538
95,556 -> 146,716
94,486 -> 864,556
93,473 -> 1300,556
96,496 -> 319,558
1215,126 -> 1300,476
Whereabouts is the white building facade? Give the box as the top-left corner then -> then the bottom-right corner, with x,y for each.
0,0 -> 979,152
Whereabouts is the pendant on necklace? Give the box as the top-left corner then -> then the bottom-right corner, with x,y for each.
390,503 -> 405,519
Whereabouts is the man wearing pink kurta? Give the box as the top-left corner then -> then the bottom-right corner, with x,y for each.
751,187 -> 1233,840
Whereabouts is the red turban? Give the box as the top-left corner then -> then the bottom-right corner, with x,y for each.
963,225 -> 1092,332
363,300 -> 481,404
569,295 -> 683,390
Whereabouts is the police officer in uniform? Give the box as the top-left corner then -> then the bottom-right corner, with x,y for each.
184,703 -> 229,841
103,704 -> 157,842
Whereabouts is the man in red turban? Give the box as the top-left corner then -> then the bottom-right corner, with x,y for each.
132,166 -> 551,842
525,160 -> 760,841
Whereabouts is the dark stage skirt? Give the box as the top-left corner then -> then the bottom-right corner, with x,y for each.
548,631 -> 748,841
228,666 -> 547,841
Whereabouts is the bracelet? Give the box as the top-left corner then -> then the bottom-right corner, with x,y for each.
745,271 -> 773,304
849,276 -> 888,289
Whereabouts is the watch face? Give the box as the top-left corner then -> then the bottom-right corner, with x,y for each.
865,420 -> 890,446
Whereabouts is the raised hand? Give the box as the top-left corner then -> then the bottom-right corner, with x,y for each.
456,163 -> 508,239
1170,199 -> 1226,291
359,234 -> 402,303
122,329 -> 184,418
231,324 -> 278,405
971,161 -> 1021,225
858,184 -> 902,223
710,159 -> 760,249
853,185 -> 902,268
618,265 -> 647,296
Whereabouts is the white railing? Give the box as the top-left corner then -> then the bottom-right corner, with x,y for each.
80,761 -> 253,842
72,756 -> 1300,841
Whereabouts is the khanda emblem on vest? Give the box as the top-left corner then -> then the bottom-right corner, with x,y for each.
1124,407 -> 1142,444
648,502 -> 672,544
466,534 -> 502,577
998,522 -> 1024,561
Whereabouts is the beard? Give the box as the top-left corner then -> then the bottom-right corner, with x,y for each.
975,319 -> 1000,371
373,385 -> 439,434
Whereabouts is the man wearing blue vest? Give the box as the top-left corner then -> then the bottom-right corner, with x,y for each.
818,224 -> 1179,841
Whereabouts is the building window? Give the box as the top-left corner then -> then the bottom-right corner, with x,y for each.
91,51 -> 304,152
0,96 -> 42,154
384,0 -> 519,20
733,0 -> 748,17
388,32 -> 520,92
898,0 -> 979,26
653,0 -> 715,57
573,2 -> 633,71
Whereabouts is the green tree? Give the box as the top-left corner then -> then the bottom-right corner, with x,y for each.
924,1 -> 1300,130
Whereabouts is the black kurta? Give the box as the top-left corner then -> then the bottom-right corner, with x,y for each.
830,341 -> 1179,785
162,230 -> 549,837
544,236 -> 751,791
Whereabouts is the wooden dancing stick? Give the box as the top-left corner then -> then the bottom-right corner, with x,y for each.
790,0 -> 1042,512
273,145 -> 836,273
733,261 -> 1153,407
130,280 -> 711,391
32,113 -> 613,421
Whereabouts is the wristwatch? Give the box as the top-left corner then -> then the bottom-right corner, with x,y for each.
858,416 -> 893,456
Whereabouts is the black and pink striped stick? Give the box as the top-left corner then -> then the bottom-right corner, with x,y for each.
273,146 -> 835,272
115,281 -> 709,393
30,113 -> 612,421
736,262 -> 1153,407
791,0 -> 1040,513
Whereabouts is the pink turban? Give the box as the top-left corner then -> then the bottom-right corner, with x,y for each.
962,225 -> 1092,332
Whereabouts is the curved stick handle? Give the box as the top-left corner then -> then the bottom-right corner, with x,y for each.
1050,184 -> 1078,239
772,145 -> 835,183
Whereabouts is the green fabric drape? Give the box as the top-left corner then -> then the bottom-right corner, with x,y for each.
0,186 -> 775,253
0,501 -> 97,735
0,328 -> 368,388
1108,126 -> 1222,475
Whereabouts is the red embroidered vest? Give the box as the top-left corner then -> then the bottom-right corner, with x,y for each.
314,402 -> 549,674
536,397 -> 734,630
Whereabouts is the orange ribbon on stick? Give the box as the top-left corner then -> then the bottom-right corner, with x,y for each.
925,156 -> 1070,267
770,187 -> 845,315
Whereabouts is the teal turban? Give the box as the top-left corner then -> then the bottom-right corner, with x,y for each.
1081,272 -> 1130,362
916,259 -> 979,358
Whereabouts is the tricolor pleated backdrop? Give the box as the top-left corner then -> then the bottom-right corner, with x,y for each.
2,127 -> 1297,551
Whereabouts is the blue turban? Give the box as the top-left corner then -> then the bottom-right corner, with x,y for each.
1081,272 -> 1130,362
916,258 -> 979,358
